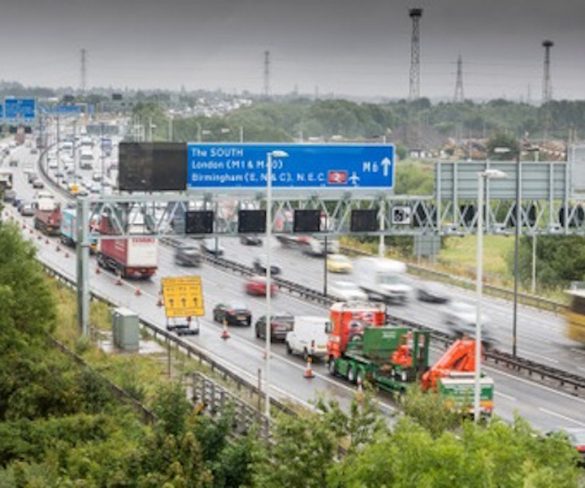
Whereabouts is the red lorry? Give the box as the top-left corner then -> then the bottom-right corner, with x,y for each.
96,215 -> 158,279
34,193 -> 62,236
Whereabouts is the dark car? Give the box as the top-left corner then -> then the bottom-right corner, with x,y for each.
3,190 -> 16,203
174,245 -> 202,267
253,258 -> 282,276
32,178 -> 44,189
255,313 -> 294,342
240,235 -> 262,246
213,302 -> 252,326
416,283 -> 450,304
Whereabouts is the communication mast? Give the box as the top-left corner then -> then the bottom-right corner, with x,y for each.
80,48 -> 87,94
454,55 -> 464,102
408,8 -> 423,100
263,50 -> 271,98
542,40 -> 554,104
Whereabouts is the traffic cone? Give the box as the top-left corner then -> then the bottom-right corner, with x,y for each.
29,229 -> 33,235
115,274 -> 122,286
21,224 -> 26,230
303,356 -> 315,379
56,245 -> 60,252
221,319 -> 230,340
95,266 -> 101,274
135,287 -> 142,296
37,235 -> 42,241
45,238 -> 49,244
64,252 -> 69,258
156,293 -> 164,307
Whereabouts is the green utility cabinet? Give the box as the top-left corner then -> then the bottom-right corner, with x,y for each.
112,307 -> 140,352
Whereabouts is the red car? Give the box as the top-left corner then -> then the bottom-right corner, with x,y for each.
245,275 -> 278,296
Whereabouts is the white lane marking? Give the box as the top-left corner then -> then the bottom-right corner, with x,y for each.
495,391 -> 517,402
538,408 -> 585,427
484,365 -> 585,406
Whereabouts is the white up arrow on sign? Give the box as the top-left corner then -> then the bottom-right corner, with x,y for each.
381,157 -> 392,177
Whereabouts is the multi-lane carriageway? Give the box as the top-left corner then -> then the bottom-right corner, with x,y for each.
7,143 -> 585,433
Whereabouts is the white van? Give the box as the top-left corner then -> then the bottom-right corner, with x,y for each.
285,316 -> 330,361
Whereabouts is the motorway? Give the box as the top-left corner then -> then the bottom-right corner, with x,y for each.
7,140 -> 585,432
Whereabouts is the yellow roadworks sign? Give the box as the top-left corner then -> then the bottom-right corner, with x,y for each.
161,276 -> 204,318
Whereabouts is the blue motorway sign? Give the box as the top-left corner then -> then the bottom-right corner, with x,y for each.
4,98 -> 36,121
55,105 -> 82,115
187,143 -> 394,192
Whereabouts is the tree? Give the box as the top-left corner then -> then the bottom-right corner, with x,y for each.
486,131 -> 519,160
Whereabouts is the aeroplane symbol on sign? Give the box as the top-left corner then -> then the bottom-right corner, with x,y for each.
349,172 -> 360,186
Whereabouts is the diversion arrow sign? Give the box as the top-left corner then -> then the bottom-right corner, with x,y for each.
161,276 -> 204,318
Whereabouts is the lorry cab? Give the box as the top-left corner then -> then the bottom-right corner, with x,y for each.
286,316 -> 330,361
327,301 -> 386,359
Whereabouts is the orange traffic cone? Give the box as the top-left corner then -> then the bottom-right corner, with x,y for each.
135,287 -> 142,296
303,356 -> 315,379
29,229 -> 33,235
37,234 -> 42,240
95,266 -> 101,274
21,224 -> 26,230
156,293 -> 164,307
45,238 -> 49,244
221,320 -> 230,340
115,274 -> 122,286
64,252 -> 69,258
56,245 -> 61,252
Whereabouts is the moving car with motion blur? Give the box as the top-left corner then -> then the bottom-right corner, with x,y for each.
443,301 -> 494,347
174,245 -> 202,267
200,238 -> 225,256
212,302 -> 252,326
416,282 -> 450,304
253,258 -> 281,276
240,235 -> 262,246
326,254 -> 353,273
328,281 -> 368,302
255,313 -> 294,341
245,275 -> 278,296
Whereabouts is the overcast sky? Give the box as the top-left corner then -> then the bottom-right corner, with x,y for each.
1,0 -> 584,100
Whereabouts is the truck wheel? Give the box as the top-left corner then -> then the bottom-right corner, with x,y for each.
303,348 -> 309,362
286,342 -> 292,355
347,366 -> 357,384
328,358 -> 337,376
356,369 -> 365,386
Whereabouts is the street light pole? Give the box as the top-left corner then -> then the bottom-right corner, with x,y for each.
512,153 -> 521,357
474,173 -> 485,424
474,168 -> 507,423
264,150 -> 288,418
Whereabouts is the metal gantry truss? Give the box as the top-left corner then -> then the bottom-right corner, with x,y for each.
83,192 -> 585,240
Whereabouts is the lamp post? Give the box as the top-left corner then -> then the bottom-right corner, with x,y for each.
264,149 -> 289,418
474,168 -> 507,423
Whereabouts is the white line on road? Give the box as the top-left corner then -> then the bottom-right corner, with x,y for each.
495,391 -> 517,402
539,408 -> 585,427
